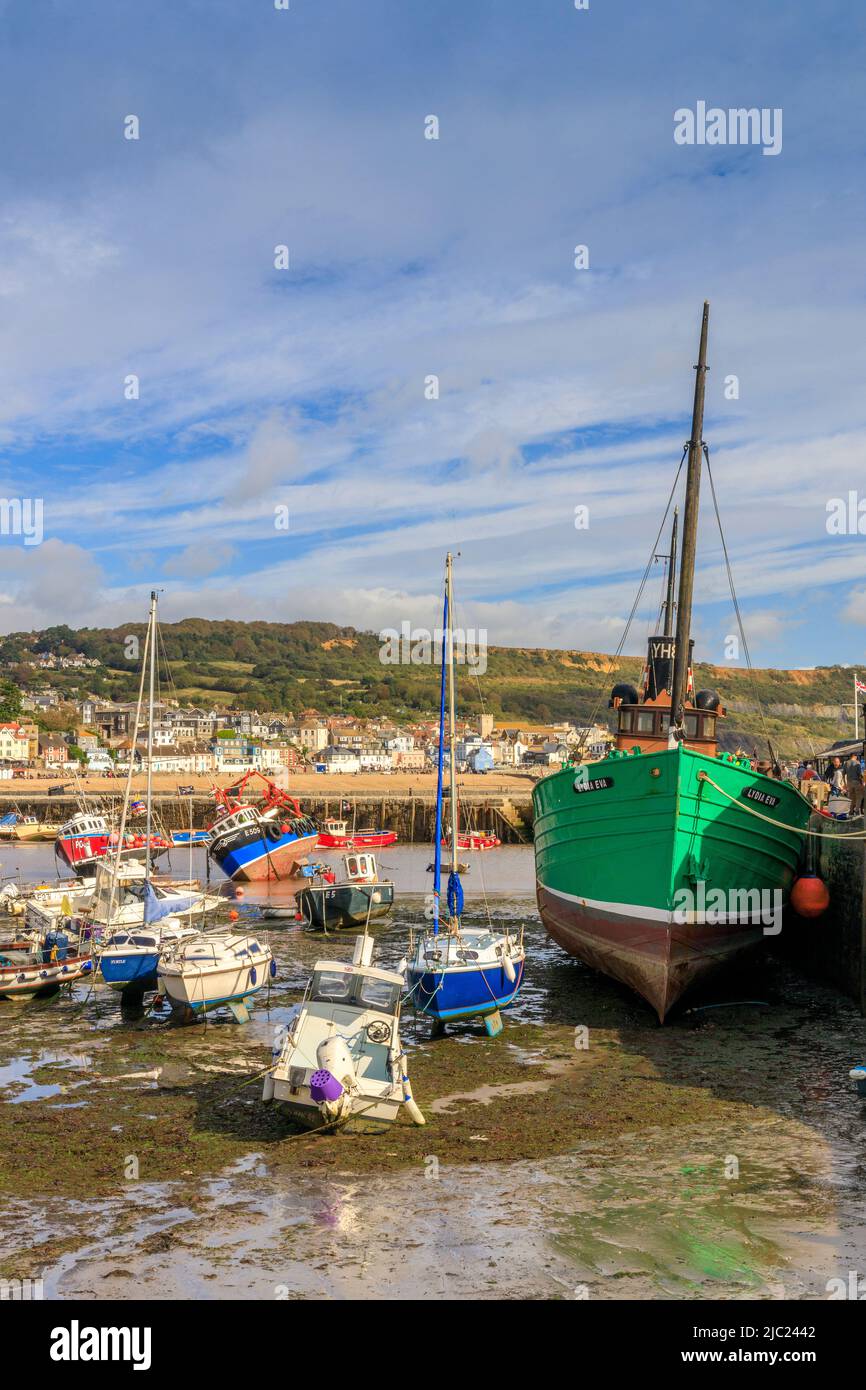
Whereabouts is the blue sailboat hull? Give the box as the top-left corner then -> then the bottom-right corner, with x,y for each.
407,959 -> 525,1021
99,953 -> 160,991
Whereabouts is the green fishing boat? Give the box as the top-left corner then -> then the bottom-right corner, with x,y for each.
532,303 -> 812,1020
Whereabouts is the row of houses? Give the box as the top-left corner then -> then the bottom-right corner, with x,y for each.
4,688 -> 616,778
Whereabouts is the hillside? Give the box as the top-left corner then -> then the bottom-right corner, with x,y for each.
0,620 -> 857,758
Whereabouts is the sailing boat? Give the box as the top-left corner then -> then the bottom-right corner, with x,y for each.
97,593 -> 218,995
533,303 -> 812,1021
406,553 -> 525,1036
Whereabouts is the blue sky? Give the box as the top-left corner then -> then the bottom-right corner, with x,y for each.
1,0 -> 865,671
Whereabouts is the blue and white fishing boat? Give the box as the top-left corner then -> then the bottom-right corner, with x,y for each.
206,770 -> 318,882
406,553 -> 525,1036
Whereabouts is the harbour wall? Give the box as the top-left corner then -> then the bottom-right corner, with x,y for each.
0,793 -> 535,845
777,817 -> 866,1015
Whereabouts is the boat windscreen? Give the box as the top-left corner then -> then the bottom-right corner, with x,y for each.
311,969 -> 352,1002
357,977 -> 399,1014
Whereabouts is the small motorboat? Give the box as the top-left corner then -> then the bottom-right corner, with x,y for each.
14,816 -> 60,842
171,829 -> 210,845
297,853 -> 394,931
0,930 -> 92,1000
850,1064 -> 866,1097
453,832 -> 500,851
263,932 -> 424,1130
157,929 -> 275,1023
316,818 -> 397,850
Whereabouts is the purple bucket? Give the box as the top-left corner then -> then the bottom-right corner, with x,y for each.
310,1069 -> 344,1104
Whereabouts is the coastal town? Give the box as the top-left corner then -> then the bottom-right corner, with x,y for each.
0,671 -> 614,782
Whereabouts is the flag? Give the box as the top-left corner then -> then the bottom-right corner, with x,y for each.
130,799 -> 145,815
856,676 -> 866,696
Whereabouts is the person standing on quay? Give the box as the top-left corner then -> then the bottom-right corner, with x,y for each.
845,753 -> 864,816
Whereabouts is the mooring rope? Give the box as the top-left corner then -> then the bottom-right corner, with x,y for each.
698,770 -> 866,839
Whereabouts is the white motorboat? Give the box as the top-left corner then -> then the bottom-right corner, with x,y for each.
158,929 -> 274,1022
263,933 -> 424,1130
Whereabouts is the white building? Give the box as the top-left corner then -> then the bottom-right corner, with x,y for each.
0,725 -> 30,761
315,747 -> 361,774
299,721 -> 329,753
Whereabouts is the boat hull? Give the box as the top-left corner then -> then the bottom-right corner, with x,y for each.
0,955 -> 92,999
99,952 -> 160,992
317,831 -> 397,849
533,745 -> 811,1020
157,941 -> 273,1017
298,881 -> 394,930
209,828 -> 318,882
407,958 -> 525,1022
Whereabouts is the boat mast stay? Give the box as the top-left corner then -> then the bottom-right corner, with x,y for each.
145,590 -> 157,890
669,300 -> 709,735
445,552 -> 460,919
662,507 -> 678,638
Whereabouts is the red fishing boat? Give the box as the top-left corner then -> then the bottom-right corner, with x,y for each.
55,810 -> 171,878
316,818 -> 398,850
453,831 -> 501,851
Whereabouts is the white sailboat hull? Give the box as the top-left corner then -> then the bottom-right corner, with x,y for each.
157,933 -> 272,1017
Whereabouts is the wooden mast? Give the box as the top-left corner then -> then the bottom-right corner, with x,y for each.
669,302 -> 709,731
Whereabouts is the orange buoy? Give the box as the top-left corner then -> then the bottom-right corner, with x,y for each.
790,873 -> 830,919
229,908 -> 239,922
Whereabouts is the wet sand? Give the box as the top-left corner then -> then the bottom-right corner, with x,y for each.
1,847 -> 865,1299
